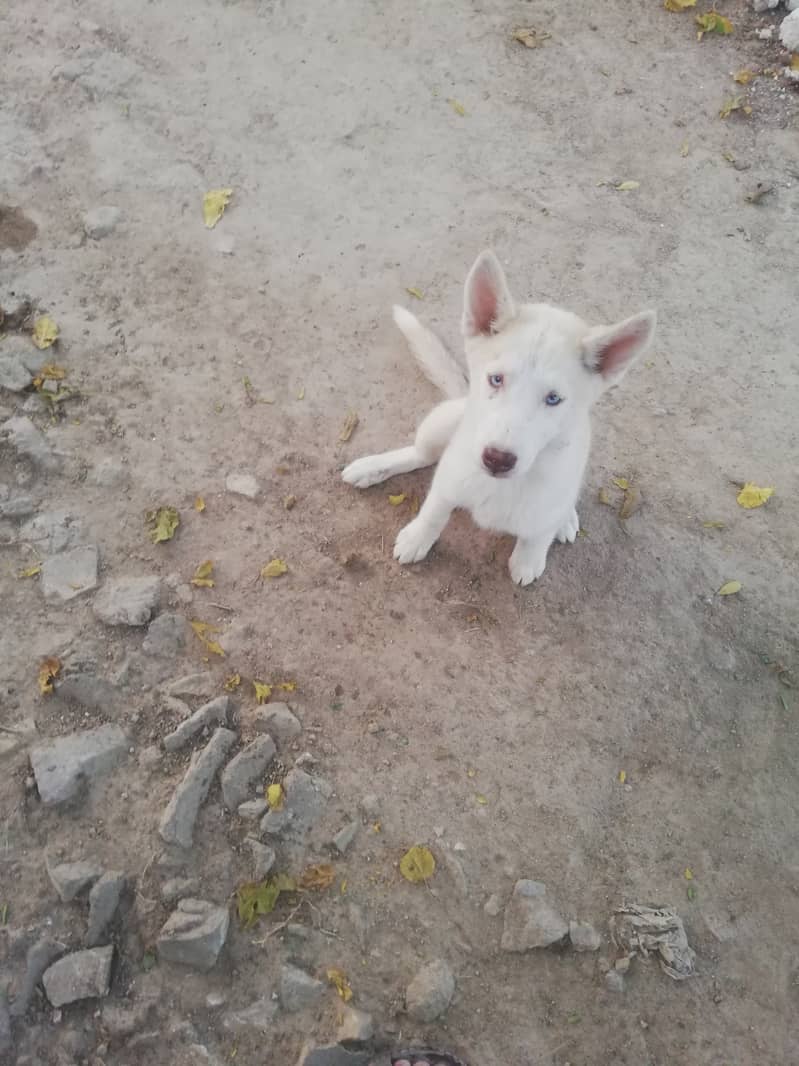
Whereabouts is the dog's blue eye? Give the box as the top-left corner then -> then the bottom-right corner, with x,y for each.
545,391 -> 562,406
488,373 -> 504,388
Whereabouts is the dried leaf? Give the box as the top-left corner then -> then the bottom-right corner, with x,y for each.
146,506 -> 180,543
447,98 -> 466,116
236,874 -> 296,927
718,580 -> 742,596
745,182 -> 773,205
283,494 -> 297,511
512,26 -> 552,48
686,884 -> 697,902
619,485 -> 641,520
598,487 -> 611,505
32,363 -> 67,389
664,0 -> 696,9
299,864 -> 336,891
278,680 -> 297,692
684,867 -> 693,880
476,793 -> 488,805
614,181 -> 640,191
195,496 -> 206,512
779,692 -> 790,712
388,493 -> 406,506
190,620 -> 225,657
612,477 -> 630,490
339,410 -> 359,442
224,673 -> 241,691
702,520 -> 725,529
792,55 -> 799,72
203,188 -> 233,229
736,483 -> 774,509
399,845 -> 435,884
191,559 -> 215,588
253,681 -> 272,704
296,385 -> 305,400
38,656 -> 61,695
18,564 -> 42,578
261,558 -> 288,579
326,968 -> 353,1002
405,287 -> 424,300
719,96 -> 751,119
696,12 -> 733,40
32,316 -> 59,350
618,770 -> 627,784
734,69 -> 756,85
266,783 -> 284,810
679,138 -> 690,157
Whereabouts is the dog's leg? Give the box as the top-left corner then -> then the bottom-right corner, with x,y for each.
508,533 -> 556,586
394,484 -> 454,564
555,507 -> 580,544
342,398 -> 465,489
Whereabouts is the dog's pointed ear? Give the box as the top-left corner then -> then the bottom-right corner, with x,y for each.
582,310 -> 656,386
462,251 -> 516,338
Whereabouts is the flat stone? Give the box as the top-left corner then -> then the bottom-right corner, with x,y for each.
42,946 -> 114,1006
158,728 -> 237,847
84,206 -> 121,239
336,1006 -> 374,1043
222,997 -> 278,1033
162,696 -> 231,753
238,797 -> 268,820
87,872 -> 126,946
31,724 -> 128,805
165,672 -> 216,699
297,1045 -> 371,1066
2,416 -> 61,471
332,821 -> 358,855
253,703 -> 302,747
161,877 -> 200,903
569,919 -> 602,952
260,768 -> 331,839
9,937 -> 65,1017
101,1001 -> 154,1037
87,457 -> 127,487
47,859 -> 103,901
604,970 -> 625,993
0,348 -> 33,391
220,735 -> 277,810
55,663 -> 120,710
501,880 -> 568,952
484,893 -> 503,917
0,493 -> 36,518
260,808 -> 294,836
41,545 -> 99,602
156,899 -> 229,971
405,959 -> 455,1022
225,473 -> 259,499
93,576 -> 161,626
20,511 -> 83,554
246,837 -> 275,879
142,612 -> 188,657
279,964 -> 324,1012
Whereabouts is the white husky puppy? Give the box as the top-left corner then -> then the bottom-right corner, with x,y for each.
342,251 -> 656,585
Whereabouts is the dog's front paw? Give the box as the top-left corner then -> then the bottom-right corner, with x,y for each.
509,542 -> 548,586
556,508 -> 580,544
394,519 -> 436,564
342,455 -> 389,489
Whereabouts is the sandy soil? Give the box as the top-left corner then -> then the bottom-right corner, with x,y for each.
1,1 -> 798,1063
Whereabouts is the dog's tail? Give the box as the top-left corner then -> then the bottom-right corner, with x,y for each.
392,305 -> 468,399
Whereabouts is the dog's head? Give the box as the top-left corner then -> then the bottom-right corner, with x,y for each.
461,250 -> 656,479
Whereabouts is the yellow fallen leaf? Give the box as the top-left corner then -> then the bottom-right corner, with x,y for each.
736,483 -> 774,509
512,27 -> 552,47
664,0 -> 696,9
224,673 -> 241,691
18,564 -> 42,578
260,558 -> 288,579
253,680 -> 272,704
299,864 -> 336,891
339,410 -> 359,442
296,385 -> 305,400
466,767 -> 476,778
618,770 -> 627,784
476,793 -> 488,805
619,485 -> 641,520
38,656 -> 61,696
448,98 -> 466,116
283,494 -> 297,511
399,845 -> 435,884
32,363 -> 67,389
203,188 -> 233,229
195,496 -> 205,512
340,880 -> 348,895
388,493 -> 406,506
718,580 -> 742,596
190,620 -> 225,656
236,874 -> 296,927
612,477 -> 630,490
191,559 -> 215,588
734,69 -> 756,85
372,821 -> 382,833
405,287 -> 424,300
278,680 -> 297,692
719,96 -> 751,119
146,506 -> 180,543
792,55 -> 799,72
598,487 -> 611,505
684,867 -> 694,880
679,138 -> 690,157
696,12 -> 733,40
326,968 -> 353,1002
614,181 -> 640,191
32,316 -> 59,350
266,783 -> 284,810
702,520 -> 725,529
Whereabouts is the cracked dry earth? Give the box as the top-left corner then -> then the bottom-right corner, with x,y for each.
1,1 -> 798,1064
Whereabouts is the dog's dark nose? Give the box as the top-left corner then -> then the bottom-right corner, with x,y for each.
482,446 -> 517,476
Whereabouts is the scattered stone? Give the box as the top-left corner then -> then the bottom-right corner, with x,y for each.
158,728 -> 236,847
332,821 -> 358,855
2,416 -> 61,471
206,991 -> 226,1009
225,473 -> 259,499
87,457 -> 127,487
221,735 -> 277,810
93,576 -> 161,626
439,849 -> 468,899
484,893 -> 503,917
0,347 -> 33,391
165,672 -> 216,699
238,797 -> 268,820
156,899 -> 229,971
294,751 -> 316,769
84,206 -> 121,239
41,545 -> 99,602
31,724 -> 129,805
336,1006 -> 374,1043
246,837 -> 275,879
780,8 -> 799,51
142,612 -> 188,657
751,0 -> 779,11
500,880 -> 568,952
0,493 -> 36,518
87,872 -> 126,946
101,1001 -> 154,1037
260,768 -> 331,839
347,902 -> 369,953
297,1045 -> 371,1066
42,946 -> 114,1006
9,937 -> 65,1017
48,859 -> 103,901
162,696 -> 231,753
279,964 -> 324,1012
0,290 -> 32,330
569,919 -> 602,952
405,959 -> 455,1023
604,970 -> 625,993
56,668 -> 119,711
161,877 -> 200,903
358,793 -> 380,819
19,511 -> 83,554
222,997 -> 278,1033
255,703 -> 301,747
260,808 -> 294,836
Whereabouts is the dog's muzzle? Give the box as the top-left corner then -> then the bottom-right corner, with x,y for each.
482,447 -> 517,477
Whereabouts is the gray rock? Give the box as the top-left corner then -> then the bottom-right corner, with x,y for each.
781,8 -> 799,51
260,768 -> 331,839
156,899 -> 229,971
31,724 -> 128,805
222,997 -> 278,1033
2,416 -> 61,471
87,457 -> 127,487
358,793 -> 380,819
569,919 -> 602,952
84,206 -> 121,239
256,703 -> 302,747
246,837 -> 275,879
101,1001 -> 153,1037
221,735 -> 276,810
225,473 -> 259,499
405,959 -> 455,1022
41,545 -> 99,602
0,290 -> 32,330
161,877 -> 200,903
165,672 -> 215,699
158,728 -> 236,847
260,808 -> 294,836
9,937 -> 65,1017
751,0 -> 779,10
297,1045 -> 371,1066
0,347 -> 33,391
336,1006 -> 374,1043
93,576 -> 161,626
604,970 -> 625,993
87,872 -> 126,946
484,893 -> 503,917
238,797 -> 268,820
279,964 -> 324,1012
500,880 -> 568,952
162,696 -> 231,753
42,946 -> 114,1006
206,991 -> 226,1009
142,612 -> 187,657
48,859 -> 103,901
0,493 -> 36,518
0,990 -> 10,1056
56,669 -> 119,710
332,821 -> 358,855
19,511 -> 83,554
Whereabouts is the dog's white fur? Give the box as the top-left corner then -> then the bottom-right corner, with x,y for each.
342,251 -> 656,585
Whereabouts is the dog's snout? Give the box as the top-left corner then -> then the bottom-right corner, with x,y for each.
482,446 -> 517,476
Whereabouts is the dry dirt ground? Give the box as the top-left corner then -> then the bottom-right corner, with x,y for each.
1,0 -> 798,1064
